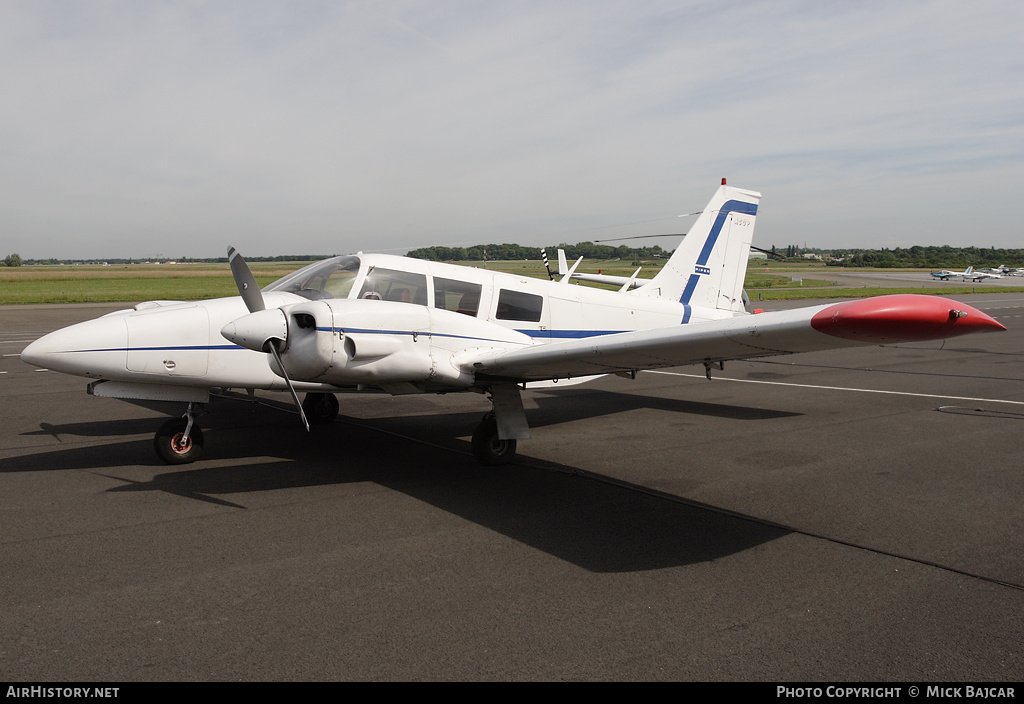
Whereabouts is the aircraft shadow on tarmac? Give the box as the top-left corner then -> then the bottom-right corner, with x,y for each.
17,384 -> 801,451
8,389 -> 795,572
524,386 -> 802,427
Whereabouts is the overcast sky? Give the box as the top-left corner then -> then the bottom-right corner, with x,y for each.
2,0 -> 1022,259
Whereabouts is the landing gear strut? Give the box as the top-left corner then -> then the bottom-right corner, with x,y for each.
154,402 -> 205,465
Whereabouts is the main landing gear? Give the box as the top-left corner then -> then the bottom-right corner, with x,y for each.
301,392 -> 340,425
471,413 -> 517,466
471,384 -> 531,466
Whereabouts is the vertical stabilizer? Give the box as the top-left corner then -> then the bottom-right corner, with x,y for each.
633,182 -> 760,318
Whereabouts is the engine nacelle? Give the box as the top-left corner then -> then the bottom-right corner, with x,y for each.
230,298 -> 535,392
274,301 -> 336,379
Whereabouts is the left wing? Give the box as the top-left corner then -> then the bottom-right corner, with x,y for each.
465,295 -> 1003,382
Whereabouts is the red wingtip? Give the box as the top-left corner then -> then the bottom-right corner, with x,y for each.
810,294 -> 1005,344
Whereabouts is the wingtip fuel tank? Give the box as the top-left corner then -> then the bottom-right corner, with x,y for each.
809,294 -> 1005,344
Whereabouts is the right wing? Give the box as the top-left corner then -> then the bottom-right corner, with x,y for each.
465,295 -> 1003,383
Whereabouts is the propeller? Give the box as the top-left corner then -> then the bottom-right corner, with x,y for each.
226,246 -> 310,431
266,338 -> 310,432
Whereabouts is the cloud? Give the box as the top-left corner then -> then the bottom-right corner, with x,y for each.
1,0 -> 1022,258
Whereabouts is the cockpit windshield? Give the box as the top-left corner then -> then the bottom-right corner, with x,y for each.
262,256 -> 361,300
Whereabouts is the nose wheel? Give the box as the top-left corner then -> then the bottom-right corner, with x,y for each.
154,417 -> 205,464
154,403 -> 205,465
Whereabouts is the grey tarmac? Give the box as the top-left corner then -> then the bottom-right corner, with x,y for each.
1,296 -> 1022,681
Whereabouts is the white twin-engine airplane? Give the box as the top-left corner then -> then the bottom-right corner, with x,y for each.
21,180 -> 1005,465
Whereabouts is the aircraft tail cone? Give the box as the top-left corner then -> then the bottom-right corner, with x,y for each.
810,294 -> 1005,344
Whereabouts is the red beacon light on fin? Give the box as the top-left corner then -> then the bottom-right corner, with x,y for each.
722,178 -> 727,185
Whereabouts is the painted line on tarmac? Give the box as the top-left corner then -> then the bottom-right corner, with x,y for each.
646,370 -> 1024,406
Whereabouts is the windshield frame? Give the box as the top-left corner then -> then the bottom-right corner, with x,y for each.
262,255 -> 362,301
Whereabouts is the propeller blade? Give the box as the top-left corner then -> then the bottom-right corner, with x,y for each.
268,341 -> 310,432
228,246 -> 266,313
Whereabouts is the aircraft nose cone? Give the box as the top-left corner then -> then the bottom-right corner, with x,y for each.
20,315 -> 129,375
20,336 -> 52,368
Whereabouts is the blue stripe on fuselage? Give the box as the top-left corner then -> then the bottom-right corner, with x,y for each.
324,326 -> 629,343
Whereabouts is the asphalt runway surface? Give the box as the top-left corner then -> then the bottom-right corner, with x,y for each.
774,268 -> 1024,290
2,296 -> 1023,681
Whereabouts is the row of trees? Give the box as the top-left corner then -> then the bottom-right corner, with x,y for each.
2,254 -> 21,267
827,246 -> 1024,269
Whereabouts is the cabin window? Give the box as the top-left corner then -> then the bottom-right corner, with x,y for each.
358,268 -> 428,305
496,289 -> 543,322
434,278 -> 482,317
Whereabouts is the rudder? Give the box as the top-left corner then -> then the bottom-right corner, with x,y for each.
633,180 -> 760,318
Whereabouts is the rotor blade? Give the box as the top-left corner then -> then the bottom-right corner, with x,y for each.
268,341 -> 310,432
227,246 -> 266,313
750,245 -> 784,261
593,233 -> 687,243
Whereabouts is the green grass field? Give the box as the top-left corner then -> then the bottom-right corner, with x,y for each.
0,263 -> 293,304
2,259 -> 1020,304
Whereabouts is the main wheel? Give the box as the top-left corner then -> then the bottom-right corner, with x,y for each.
471,416 -> 517,466
154,418 -> 205,465
302,392 -> 339,425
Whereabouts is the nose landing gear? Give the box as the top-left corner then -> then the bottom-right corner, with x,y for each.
154,403 -> 205,465
151,393 -> 342,465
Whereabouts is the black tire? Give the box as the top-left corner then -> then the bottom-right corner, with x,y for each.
302,392 -> 339,425
154,418 -> 205,465
471,417 -> 517,466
